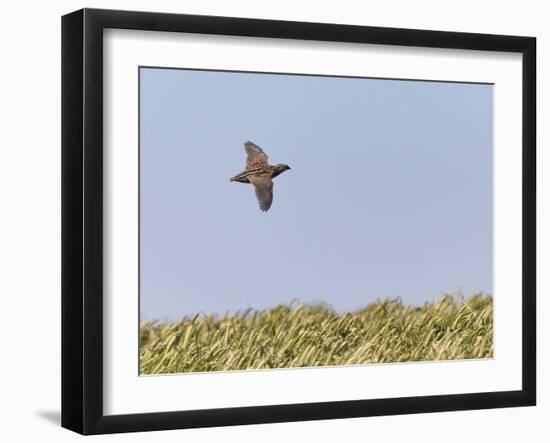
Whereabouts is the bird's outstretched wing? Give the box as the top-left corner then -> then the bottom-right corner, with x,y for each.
244,141 -> 268,169
249,175 -> 273,211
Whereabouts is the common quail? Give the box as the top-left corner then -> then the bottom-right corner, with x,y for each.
229,141 -> 291,212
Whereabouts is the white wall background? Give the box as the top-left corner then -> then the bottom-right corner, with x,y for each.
0,0 -> 546,441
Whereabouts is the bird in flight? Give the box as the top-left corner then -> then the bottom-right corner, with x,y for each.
229,141 -> 291,212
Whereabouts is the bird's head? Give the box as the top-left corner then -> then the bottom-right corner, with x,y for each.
272,163 -> 291,178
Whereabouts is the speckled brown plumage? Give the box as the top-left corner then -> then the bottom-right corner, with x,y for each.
229,141 -> 291,212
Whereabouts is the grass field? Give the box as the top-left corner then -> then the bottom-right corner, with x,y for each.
140,293 -> 493,375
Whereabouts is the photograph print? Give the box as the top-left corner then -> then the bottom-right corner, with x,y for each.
139,67 -> 494,375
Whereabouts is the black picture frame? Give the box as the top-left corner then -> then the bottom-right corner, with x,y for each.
62,8 -> 536,435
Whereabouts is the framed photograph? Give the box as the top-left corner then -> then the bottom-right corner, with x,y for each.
61,8 -> 536,435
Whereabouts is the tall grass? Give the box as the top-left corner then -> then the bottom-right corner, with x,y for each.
140,292 -> 493,374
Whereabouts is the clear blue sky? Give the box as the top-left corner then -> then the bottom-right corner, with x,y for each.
140,67 -> 493,321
